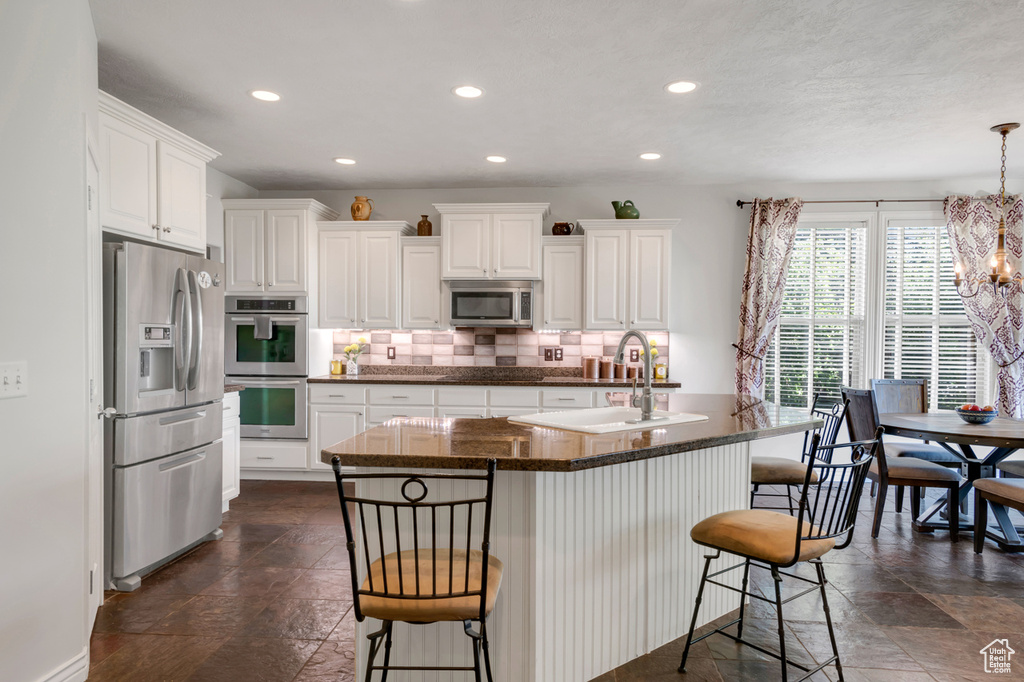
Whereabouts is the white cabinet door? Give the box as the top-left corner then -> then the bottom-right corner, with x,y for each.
310,406 -> 364,471
541,242 -> 584,330
402,242 -> 442,329
222,418 -> 240,506
492,213 -> 542,279
156,141 -> 206,251
629,229 -> 671,329
225,210 -> 265,292
319,229 -> 359,327
266,209 -> 305,292
585,230 -> 628,330
442,214 -> 490,278
360,231 -> 400,328
99,112 -> 157,239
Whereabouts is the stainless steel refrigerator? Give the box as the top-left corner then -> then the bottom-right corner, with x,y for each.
103,241 -> 225,591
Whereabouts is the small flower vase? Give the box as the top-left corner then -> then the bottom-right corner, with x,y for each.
346,358 -> 359,376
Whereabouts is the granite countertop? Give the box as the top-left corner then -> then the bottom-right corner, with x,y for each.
308,374 -> 681,389
322,393 -> 819,472
224,384 -> 246,393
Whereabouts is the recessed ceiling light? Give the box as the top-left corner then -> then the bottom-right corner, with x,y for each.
664,81 -> 699,94
333,158 -> 356,165
639,152 -> 662,160
485,155 -> 507,163
453,85 -> 484,98
250,90 -> 281,102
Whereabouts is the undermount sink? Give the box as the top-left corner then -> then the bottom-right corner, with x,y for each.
507,406 -> 708,434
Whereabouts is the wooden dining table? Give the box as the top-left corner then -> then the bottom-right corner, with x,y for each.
879,412 -> 1024,551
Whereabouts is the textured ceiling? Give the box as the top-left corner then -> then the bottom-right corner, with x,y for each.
90,0 -> 1024,190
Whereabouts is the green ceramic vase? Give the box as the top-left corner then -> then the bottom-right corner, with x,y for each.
612,200 -> 640,219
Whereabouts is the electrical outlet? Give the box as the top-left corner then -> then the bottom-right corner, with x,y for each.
630,349 -> 640,362
544,348 -> 554,361
387,346 -> 396,360
553,347 -> 563,361
0,361 -> 29,399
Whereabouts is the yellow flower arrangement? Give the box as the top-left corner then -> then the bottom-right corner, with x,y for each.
344,339 -> 367,360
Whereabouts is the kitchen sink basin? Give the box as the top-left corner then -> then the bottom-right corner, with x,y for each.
507,406 -> 708,434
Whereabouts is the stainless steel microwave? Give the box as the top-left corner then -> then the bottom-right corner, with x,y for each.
448,281 -> 533,328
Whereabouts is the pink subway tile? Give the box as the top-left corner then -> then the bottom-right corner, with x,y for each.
495,335 -> 517,346
451,356 -> 475,366
474,356 -> 496,366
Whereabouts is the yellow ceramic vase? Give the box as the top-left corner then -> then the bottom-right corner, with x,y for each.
351,196 -> 373,221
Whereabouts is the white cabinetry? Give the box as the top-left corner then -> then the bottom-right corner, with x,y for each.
318,222 -> 412,329
435,203 -> 549,280
539,237 -> 584,330
224,199 -> 339,294
98,91 -> 219,252
402,238 -> 443,329
222,392 -> 241,511
580,220 -> 676,331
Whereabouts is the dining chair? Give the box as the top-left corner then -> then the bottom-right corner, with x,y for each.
973,477 -> 1024,553
331,458 -> 502,681
679,430 -> 880,681
750,394 -> 849,515
870,379 -> 963,512
842,387 -> 962,541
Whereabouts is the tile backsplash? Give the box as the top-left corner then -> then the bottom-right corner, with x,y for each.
332,329 -> 669,368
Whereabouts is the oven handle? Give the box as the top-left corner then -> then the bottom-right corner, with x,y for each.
232,379 -> 304,388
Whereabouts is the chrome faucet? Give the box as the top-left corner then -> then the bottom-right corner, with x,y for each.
614,330 -> 655,422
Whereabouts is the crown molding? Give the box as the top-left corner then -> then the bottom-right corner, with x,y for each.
543,235 -> 585,245
433,203 -> 551,216
318,220 -> 414,235
402,236 -> 441,245
221,198 -> 340,220
99,90 -> 220,162
577,218 -> 680,231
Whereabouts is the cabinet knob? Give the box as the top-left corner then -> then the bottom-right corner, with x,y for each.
268,283 -> 274,287
152,224 -> 160,231
257,281 -> 262,286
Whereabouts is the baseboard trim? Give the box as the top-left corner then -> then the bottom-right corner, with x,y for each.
240,469 -> 335,482
35,645 -> 88,682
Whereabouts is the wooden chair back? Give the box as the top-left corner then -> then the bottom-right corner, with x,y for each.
871,378 -> 927,414
841,386 -> 889,478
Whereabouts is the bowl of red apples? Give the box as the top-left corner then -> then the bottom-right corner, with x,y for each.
956,404 -> 998,424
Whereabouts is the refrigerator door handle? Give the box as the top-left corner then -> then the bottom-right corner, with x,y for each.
173,268 -> 192,391
186,270 -> 203,390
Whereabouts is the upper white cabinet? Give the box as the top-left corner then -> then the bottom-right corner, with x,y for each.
318,222 -> 413,329
539,236 -> 584,330
402,237 -> 443,330
580,219 -> 676,330
435,203 -> 549,280
99,91 -> 219,252
223,199 -> 339,293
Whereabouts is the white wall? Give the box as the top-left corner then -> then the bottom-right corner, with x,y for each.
0,1 -> 97,680
205,166 -> 258,261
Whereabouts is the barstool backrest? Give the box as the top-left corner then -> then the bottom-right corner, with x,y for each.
331,458 -> 498,624
801,394 -> 850,465
790,429 -> 880,561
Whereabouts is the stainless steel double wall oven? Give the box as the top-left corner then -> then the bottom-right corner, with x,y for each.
225,295 -> 308,439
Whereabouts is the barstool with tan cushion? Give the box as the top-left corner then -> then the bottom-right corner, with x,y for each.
331,459 -> 502,682
750,395 -> 848,514
679,430 -> 880,682
973,477 -> 1024,554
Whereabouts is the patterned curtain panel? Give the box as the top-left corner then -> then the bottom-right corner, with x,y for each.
945,194 -> 1024,419
734,197 -> 804,398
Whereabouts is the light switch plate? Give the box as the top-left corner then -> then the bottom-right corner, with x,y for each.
0,361 -> 29,399
544,348 -> 554,361
387,347 -> 396,360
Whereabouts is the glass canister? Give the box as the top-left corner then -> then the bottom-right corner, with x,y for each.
654,362 -> 668,380
330,359 -> 344,375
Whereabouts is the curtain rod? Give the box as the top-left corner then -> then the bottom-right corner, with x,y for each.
735,198 -> 944,208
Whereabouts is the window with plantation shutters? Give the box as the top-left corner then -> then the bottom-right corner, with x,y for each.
882,218 -> 989,410
764,221 -> 868,408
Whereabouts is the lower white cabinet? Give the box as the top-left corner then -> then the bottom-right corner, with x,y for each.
222,392 -> 241,510
239,440 -> 309,469
310,405 -> 364,471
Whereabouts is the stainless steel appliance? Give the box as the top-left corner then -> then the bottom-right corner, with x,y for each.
448,280 -> 534,328
103,242 -> 225,591
225,295 -> 309,439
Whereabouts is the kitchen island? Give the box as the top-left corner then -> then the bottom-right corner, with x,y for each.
322,393 -> 819,681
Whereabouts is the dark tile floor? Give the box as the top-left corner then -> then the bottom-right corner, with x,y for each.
89,481 -> 1024,681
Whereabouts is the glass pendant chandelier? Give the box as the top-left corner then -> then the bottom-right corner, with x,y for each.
954,122 -> 1020,297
